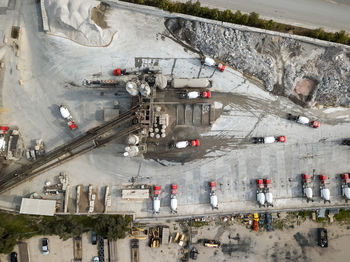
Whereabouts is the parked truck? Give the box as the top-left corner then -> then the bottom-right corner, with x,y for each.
341,173 -> 350,202
172,139 -> 199,149
113,66 -> 161,76
264,179 -> 273,207
178,91 -> 211,99
287,114 -> 320,128
202,57 -> 226,72
209,181 -> 218,209
170,184 -> 178,214
318,228 -> 328,248
319,175 -> 330,203
153,185 -> 161,214
253,136 -> 286,144
59,105 -> 77,131
302,174 -> 313,202
256,179 -> 265,207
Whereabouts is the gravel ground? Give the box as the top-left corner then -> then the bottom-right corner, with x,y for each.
165,18 -> 350,107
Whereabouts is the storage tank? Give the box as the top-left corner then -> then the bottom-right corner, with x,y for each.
126,82 -> 138,96
210,193 -> 218,209
155,74 -> 168,89
127,134 -> 140,145
139,83 -> 151,97
171,78 -> 211,88
263,137 -> 276,144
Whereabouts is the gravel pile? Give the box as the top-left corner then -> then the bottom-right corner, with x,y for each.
165,18 -> 350,107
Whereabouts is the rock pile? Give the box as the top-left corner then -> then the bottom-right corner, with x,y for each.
166,18 -> 350,107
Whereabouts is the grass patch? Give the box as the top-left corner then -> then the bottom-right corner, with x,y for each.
0,211 -> 131,254
334,210 -> 350,223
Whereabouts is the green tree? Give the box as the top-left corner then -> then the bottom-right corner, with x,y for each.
248,12 -> 260,26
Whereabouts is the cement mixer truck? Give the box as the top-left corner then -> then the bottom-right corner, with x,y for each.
287,114 -> 320,128
202,57 -> 226,72
319,175 -> 330,203
341,173 -> 350,202
264,179 -> 273,207
153,185 -> 161,214
302,174 -> 314,202
171,139 -> 200,149
178,91 -> 211,99
59,105 -> 77,131
209,181 -> 218,209
252,136 -> 286,144
256,179 -> 265,207
170,184 -> 178,214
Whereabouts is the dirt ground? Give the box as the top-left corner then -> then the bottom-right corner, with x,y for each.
117,219 -> 350,262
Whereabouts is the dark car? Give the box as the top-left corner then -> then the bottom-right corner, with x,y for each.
91,231 -> 97,245
42,238 -> 49,255
10,252 -> 18,262
318,228 -> 328,248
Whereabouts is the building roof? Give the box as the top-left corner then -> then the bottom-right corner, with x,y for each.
19,198 -> 56,216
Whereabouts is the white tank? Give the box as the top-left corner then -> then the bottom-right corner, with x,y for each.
124,146 -> 139,157
127,134 -> 140,145
297,116 -> 310,125
59,106 -> 70,119
257,192 -> 265,206
321,188 -> 330,201
139,83 -> 151,97
153,198 -> 160,214
175,141 -> 189,148
126,82 -> 139,96
343,187 -> 350,199
170,197 -> 177,212
187,91 -> 200,99
204,57 -> 215,67
210,194 -> 218,208
265,192 -> 273,205
264,137 -> 276,144
171,78 -> 211,88
304,187 -> 313,199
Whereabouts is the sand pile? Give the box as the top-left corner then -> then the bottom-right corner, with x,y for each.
44,0 -> 114,46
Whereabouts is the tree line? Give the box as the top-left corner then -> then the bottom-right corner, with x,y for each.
122,0 -> 350,45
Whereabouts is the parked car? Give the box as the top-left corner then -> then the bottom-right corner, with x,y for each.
318,228 -> 328,248
91,231 -> 97,245
10,252 -> 18,262
42,238 -> 49,255
93,256 -> 99,262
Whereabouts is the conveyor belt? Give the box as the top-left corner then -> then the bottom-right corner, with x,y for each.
0,105 -> 142,193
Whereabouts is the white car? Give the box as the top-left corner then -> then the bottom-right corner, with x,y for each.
93,256 -> 99,262
42,238 -> 49,255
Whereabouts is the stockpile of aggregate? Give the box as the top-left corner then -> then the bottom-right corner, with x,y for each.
166,18 -> 350,107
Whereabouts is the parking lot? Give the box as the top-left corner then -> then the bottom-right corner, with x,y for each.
0,233 -> 98,262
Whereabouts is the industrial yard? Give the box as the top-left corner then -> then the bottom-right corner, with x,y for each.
0,0 -> 350,261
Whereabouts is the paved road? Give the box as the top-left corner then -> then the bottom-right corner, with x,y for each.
178,0 -> 350,32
